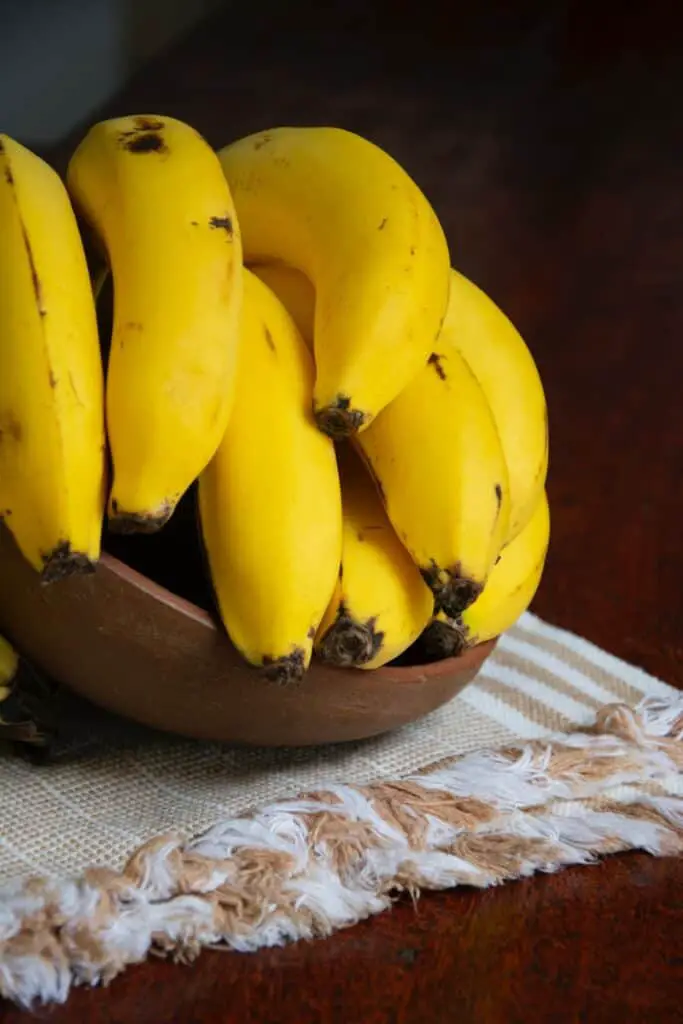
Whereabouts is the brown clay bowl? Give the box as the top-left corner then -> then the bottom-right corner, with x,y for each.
0,522 -> 496,746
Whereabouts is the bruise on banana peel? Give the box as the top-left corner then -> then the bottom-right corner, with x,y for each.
428,352 -> 447,381
19,223 -> 46,316
317,603 -> 385,668
118,117 -> 167,154
315,394 -> 369,439
209,215 -> 234,236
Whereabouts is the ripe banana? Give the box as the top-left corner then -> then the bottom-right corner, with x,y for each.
199,270 -> 342,683
0,633 -> 18,705
422,488 -> 550,659
249,262 -> 316,350
357,342 -> 511,618
316,444 -> 434,670
0,633 -> 51,745
67,114 -> 243,533
218,127 -> 451,438
447,269 -> 548,542
0,135 -> 106,581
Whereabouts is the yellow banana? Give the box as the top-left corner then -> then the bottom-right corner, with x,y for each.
316,444 -> 434,670
422,488 -> 550,659
0,633 -> 18,704
67,114 -> 243,533
357,344 -> 511,618
447,269 -> 548,542
249,261 -> 316,349
218,127 -> 450,438
0,633 -> 51,745
0,135 -> 106,581
199,270 -> 342,683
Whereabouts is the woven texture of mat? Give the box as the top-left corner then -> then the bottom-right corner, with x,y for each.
0,611 -> 681,1007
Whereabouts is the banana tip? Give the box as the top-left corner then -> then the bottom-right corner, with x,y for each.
420,563 -> 482,618
108,500 -> 174,535
40,543 -> 96,585
421,618 -> 469,662
261,649 -> 307,685
316,609 -> 384,667
314,396 -> 368,439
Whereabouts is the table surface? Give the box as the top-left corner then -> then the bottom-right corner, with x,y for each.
3,1 -> 682,1021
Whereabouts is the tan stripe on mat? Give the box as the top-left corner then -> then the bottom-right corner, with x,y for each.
476,674 -> 578,732
510,624 -> 648,706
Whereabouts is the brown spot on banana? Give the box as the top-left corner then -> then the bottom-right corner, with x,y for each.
120,129 -> 167,154
132,117 -> 164,132
427,352 -> 447,381
317,603 -> 385,667
378,218 -> 388,230
0,416 -> 23,443
20,224 -> 46,316
4,166 -> 13,185
264,327 -> 276,353
494,483 -> 503,511
209,215 -> 234,236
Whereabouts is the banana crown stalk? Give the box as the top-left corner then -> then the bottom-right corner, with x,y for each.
219,126 -> 451,438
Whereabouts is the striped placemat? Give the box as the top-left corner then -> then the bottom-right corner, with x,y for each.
1,611 -> 681,1008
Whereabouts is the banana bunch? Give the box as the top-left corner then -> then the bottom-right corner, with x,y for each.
0,116 -> 549,688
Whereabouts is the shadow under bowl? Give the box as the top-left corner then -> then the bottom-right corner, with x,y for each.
0,524 -> 496,747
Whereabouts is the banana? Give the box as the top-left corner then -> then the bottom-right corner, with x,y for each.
67,114 -> 243,533
447,269 -> 548,542
316,444 -> 434,670
357,343 -> 511,618
0,633 -> 52,745
218,127 -> 450,438
198,270 -> 342,683
0,633 -> 18,704
0,135 -> 106,581
249,261 -> 315,349
422,488 -> 550,659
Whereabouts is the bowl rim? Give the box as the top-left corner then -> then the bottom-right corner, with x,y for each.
99,550 -> 495,682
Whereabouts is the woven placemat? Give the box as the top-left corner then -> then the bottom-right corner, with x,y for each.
1,610 -> 681,1008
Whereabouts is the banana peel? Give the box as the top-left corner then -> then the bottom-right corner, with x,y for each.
0,652 -> 58,753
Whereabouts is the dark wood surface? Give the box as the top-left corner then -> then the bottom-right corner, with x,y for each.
3,1 -> 682,1020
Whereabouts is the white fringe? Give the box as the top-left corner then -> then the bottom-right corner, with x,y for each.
0,696 -> 681,1010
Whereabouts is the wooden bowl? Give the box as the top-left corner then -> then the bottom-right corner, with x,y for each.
0,523 -> 495,747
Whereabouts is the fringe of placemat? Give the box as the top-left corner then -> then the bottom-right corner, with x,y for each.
1,695 -> 682,1008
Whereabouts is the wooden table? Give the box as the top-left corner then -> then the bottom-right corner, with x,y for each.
3,1 -> 681,1020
